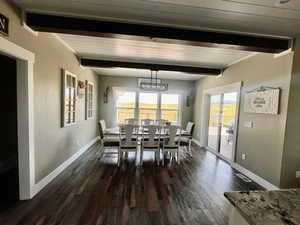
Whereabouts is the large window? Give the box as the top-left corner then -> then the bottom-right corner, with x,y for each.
161,94 -> 180,123
138,92 -> 158,121
116,90 -> 136,124
114,89 -> 181,124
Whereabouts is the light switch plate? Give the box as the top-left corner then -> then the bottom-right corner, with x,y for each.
296,171 -> 300,178
244,121 -> 253,128
242,153 -> 246,160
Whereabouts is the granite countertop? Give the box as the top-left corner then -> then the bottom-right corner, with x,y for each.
224,189 -> 300,225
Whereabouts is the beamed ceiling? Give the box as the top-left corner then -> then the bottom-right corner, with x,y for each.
12,0 -> 296,80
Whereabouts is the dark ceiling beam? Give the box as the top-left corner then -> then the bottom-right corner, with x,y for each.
26,13 -> 292,54
80,59 -> 221,75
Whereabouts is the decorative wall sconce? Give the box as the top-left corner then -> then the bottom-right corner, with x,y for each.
104,86 -> 111,104
186,95 -> 193,107
77,80 -> 86,99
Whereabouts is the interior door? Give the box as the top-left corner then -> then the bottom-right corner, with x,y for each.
0,54 -> 19,211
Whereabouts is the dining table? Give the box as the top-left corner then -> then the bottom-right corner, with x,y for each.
104,127 -> 191,137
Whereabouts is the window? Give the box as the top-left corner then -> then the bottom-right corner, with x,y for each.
85,81 -> 94,120
161,94 -> 180,124
114,88 -> 181,125
138,92 -> 158,121
62,70 -> 77,127
116,90 -> 136,124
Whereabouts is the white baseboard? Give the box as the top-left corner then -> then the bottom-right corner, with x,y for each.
32,136 -> 100,196
192,138 -> 279,190
231,163 -> 279,190
192,138 -> 202,147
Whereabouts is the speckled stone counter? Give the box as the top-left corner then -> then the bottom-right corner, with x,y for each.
224,189 -> 300,225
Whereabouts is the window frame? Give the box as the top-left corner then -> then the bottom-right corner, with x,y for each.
113,87 -> 183,125
61,69 -> 77,128
138,91 -> 159,122
160,92 -> 182,125
114,89 -> 137,125
85,80 -> 94,120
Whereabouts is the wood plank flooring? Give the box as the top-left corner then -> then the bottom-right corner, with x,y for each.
0,142 -> 262,225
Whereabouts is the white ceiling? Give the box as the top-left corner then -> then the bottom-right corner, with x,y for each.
58,34 -> 254,68
14,0 -> 299,37
57,33 -> 255,80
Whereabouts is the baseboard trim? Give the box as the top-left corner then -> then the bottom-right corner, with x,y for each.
192,138 -> 202,147
231,163 -> 279,190
192,138 -> 279,190
33,136 -> 99,196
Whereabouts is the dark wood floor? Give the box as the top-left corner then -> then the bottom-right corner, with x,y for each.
0,143 -> 262,225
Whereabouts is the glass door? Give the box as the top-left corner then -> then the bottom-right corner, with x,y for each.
207,94 -> 222,152
219,92 -> 238,160
207,92 -> 238,161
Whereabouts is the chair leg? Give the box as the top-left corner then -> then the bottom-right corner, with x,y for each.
140,147 -> 143,166
177,150 -> 180,164
156,151 -> 159,166
189,139 -> 192,156
117,149 -> 121,167
169,152 -> 173,166
162,150 -> 165,166
135,149 -> 138,166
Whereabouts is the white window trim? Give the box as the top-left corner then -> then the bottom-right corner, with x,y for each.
61,69 -> 77,127
112,87 -> 183,126
85,80 -> 94,120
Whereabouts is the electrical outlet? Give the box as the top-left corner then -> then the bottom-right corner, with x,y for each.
242,153 -> 246,160
296,171 -> 300,178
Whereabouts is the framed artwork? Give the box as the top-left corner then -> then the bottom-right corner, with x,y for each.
244,88 -> 280,114
61,69 -> 77,127
85,80 -> 94,120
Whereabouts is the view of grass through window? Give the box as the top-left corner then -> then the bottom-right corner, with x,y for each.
116,90 -> 180,124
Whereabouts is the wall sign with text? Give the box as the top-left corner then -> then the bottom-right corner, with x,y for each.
0,13 -> 9,36
244,89 -> 280,115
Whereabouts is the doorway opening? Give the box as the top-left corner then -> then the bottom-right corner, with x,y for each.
0,54 -> 19,211
201,82 -> 241,162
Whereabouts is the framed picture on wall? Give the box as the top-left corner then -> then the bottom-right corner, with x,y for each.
85,80 -> 94,120
244,88 -> 280,115
61,69 -> 77,127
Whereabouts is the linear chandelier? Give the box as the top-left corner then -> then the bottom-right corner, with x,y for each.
139,70 -> 168,92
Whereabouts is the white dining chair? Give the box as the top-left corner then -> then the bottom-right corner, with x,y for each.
180,122 -> 195,155
118,124 -> 138,166
156,119 -> 168,126
141,119 -> 155,126
162,125 -> 181,165
98,121 -> 119,159
99,119 -> 107,133
140,125 -> 161,166
124,118 -> 139,125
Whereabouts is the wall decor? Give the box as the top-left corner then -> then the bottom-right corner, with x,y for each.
61,69 -> 77,127
244,86 -> 280,115
77,80 -> 86,99
103,86 -> 111,104
0,13 -> 9,36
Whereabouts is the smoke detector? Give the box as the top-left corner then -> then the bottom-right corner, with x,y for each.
275,0 -> 290,6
